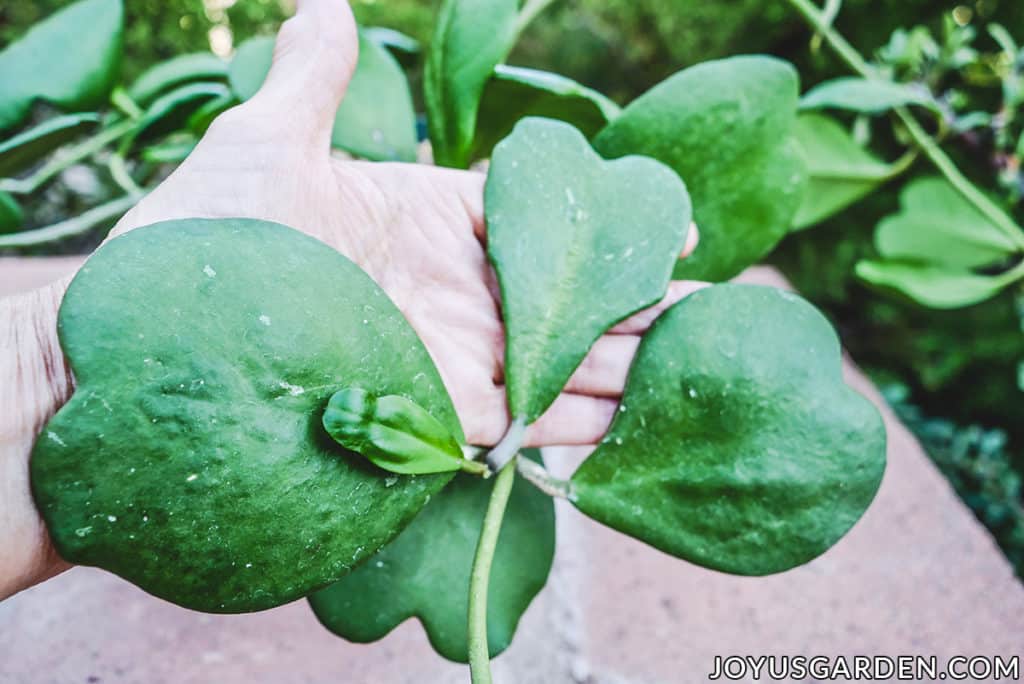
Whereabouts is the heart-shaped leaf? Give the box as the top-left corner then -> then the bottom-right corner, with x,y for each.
801,77 -> 937,115
0,190 -> 24,234
874,177 -> 1019,269
855,259 -> 1021,309
31,219 -> 461,613
0,112 -> 100,178
570,284 -> 886,575
486,117 -> 691,423
471,65 -> 621,161
309,449 -> 555,663
792,113 -> 895,230
127,53 -> 228,107
0,0 -> 123,131
228,34 -> 417,162
593,56 -> 805,282
424,0 -> 520,168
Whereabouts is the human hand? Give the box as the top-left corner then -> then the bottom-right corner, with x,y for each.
109,0 -> 702,447
1,0 -> 700,599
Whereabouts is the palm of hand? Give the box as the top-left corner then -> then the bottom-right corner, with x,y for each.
110,0 -> 698,447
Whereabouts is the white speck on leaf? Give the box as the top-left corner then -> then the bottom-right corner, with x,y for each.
107,515 -> 117,522
75,526 -> 92,537
186,473 -> 198,482
46,431 -> 67,447
203,264 -> 217,278
384,476 -> 398,488
245,563 -> 253,568
278,381 -> 305,396
259,314 -> 271,326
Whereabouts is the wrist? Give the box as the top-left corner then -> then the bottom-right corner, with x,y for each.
0,277 -> 75,598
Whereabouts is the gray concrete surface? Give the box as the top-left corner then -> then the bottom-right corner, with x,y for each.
1,261 -> 1021,683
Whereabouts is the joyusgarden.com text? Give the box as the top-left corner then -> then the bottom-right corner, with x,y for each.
708,655 -> 1020,680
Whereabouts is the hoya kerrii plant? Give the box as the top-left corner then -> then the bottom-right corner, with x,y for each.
18,1 -> 889,682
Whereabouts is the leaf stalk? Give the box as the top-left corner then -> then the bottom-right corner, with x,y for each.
467,460 -> 516,684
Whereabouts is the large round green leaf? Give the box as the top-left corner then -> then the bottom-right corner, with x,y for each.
228,34 -> 417,162
31,219 -> 461,613
593,56 -> 806,282
309,450 -> 555,663
571,284 -> 886,575
486,118 -> 691,423
0,0 -> 123,132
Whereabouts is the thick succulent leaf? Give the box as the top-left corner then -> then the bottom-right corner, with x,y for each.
31,219 -> 462,613
132,82 -> 231,143
226,36 -> 275,101
424,0 -> 520,168
0,112 -> 100,177
801,77 -> 936,114
472,65 -> 621,161
593,56 -> 805,282
127,53 -> 228,106
0,0 -> 123,131
228,34 -> 417,161
364,27 -> 421,54
331,34 -> 417,161
792,113 -> 894,230
571,284 -> 887,575
855,259 -> 1018,309
486,118 -> 691,423
0,191 -> 24,233
874,177 -> 1018,269
186,92 -> 238,135
309,449 -> 555,663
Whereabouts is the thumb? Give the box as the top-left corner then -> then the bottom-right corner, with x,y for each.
249,0 -> 358,144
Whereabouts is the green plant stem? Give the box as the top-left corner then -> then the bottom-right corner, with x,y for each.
0,193 -> 140,247
467,460 -> 516,684
486,416 -> 527,470
515,454 -> 573,499
0,119 -> 136,195
460,457 -> 493,478
515,0 -> 558,36
108,153 -> 143,196
785,0 -> 1024,251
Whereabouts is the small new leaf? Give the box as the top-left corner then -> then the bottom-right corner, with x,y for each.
571,284 -> 887,575
324,388 -> 485,476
